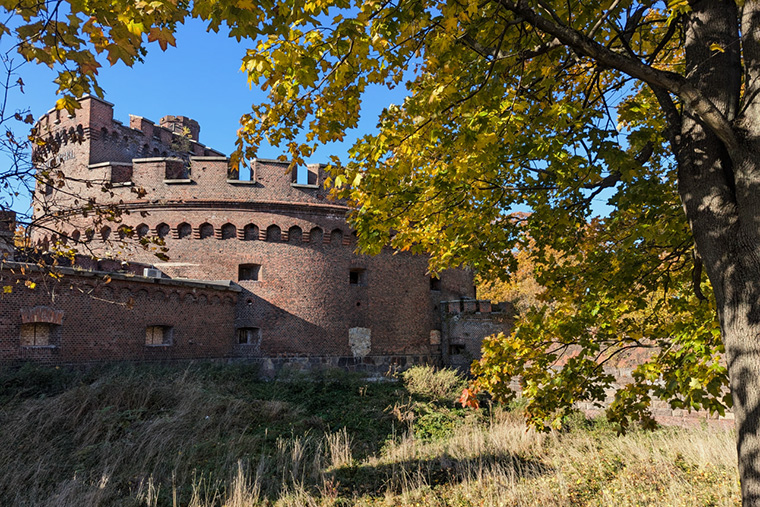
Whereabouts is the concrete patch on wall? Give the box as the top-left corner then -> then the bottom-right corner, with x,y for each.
348,327 -> 371,358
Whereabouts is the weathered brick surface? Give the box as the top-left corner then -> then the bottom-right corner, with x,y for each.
25,97 -> 477,366
0,262 -> 238,364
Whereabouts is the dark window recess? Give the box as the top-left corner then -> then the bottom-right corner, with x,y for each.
349,268 -> 366,286
430,276 -> 441,291
221,224 -> 237,240
449,344 -> 466,355
238,327 -> 261,345
239,264 -> 261,281
156,223 -> 170,238
177,223 -> 192,239
199,223 -> 214,239
165,159 -> 188,179
243,224 -> 259,241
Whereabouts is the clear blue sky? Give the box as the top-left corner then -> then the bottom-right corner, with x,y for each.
9,17 -> 406,213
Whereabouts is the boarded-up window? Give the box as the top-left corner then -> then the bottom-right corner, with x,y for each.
146,325 -> 173,346
239,264 -> 261,281
20,323 -> 57,347
237,327 -> 261,345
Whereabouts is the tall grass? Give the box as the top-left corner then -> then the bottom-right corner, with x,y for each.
0,363 -> 740,506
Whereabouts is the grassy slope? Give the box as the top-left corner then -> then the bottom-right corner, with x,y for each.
0,363 -> 741,506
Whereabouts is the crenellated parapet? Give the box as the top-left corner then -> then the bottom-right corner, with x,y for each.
33,95 -> 223,171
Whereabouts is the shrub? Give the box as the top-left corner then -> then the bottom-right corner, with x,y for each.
401,366 -> 466,403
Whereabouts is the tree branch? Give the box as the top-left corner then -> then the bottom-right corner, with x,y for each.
500,0 -> 738,152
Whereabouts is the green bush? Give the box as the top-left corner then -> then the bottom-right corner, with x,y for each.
401,365 -> 467,403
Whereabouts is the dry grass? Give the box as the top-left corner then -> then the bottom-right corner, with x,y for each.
0,364 -> 740,506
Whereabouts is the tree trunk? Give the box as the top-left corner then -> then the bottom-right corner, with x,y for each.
679,1 -> 760,503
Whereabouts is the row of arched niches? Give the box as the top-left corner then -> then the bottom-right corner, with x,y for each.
41,222 -> 357,247
65,283 -> 237,306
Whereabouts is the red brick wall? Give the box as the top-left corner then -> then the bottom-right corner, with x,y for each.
0,263 -> 238,364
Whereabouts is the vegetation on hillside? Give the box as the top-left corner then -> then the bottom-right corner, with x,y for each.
0,363 -> 739,506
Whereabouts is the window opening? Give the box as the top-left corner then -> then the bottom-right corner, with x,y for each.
237,327 -> 261,345
243,224 -> 259,241
238,264 -> 261,281
266,225 -> 281,242
199,223 -> 214,239
449,344 -> 466,355
177,223 -> 192,239
20,323 -> 57,347
288,226 -> 302,244
156,223 -> 170,238
349,268 -> 366,286
221,223 -> 237,240
146,325 -> 173,346
430,276 -> 441,291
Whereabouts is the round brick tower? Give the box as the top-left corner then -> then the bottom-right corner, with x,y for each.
31,96 -> 475,364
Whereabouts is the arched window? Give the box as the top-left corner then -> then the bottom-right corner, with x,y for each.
117,225 -> 130,240
177,222 -> 192,239
221,223 -> 237,240
100,226 -> 111,241
71,230 -> 81,243
288,226 -> 302,244
84,229 -> 95,242
199,223 -> 214,239
266,225 -> 281,242
156,223 -> 170,239
330,228 -> 343,245
309,227 -> 323,245
243,224 -> 259,241
136,224 -> 149,238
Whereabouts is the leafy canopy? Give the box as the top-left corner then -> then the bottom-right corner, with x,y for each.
2,0 -> 726,427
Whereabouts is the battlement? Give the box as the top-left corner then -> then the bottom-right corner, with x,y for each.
32,97 -> 336,210
442,299 -> 509,315
33,95 -> 223,168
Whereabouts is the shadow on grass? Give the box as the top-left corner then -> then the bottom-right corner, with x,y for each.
329,451 -> 550,497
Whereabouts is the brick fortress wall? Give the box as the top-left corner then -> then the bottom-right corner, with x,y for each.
27,96 -> 477,366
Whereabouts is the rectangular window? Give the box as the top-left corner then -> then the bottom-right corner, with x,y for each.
449,344 -> 466,355
237,327 -> 261,345
349,268 -> 366,286
20,323 -> 57,347
146,325 -> 173,346
430,276 -> 441,291
238,264 -> 261,281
